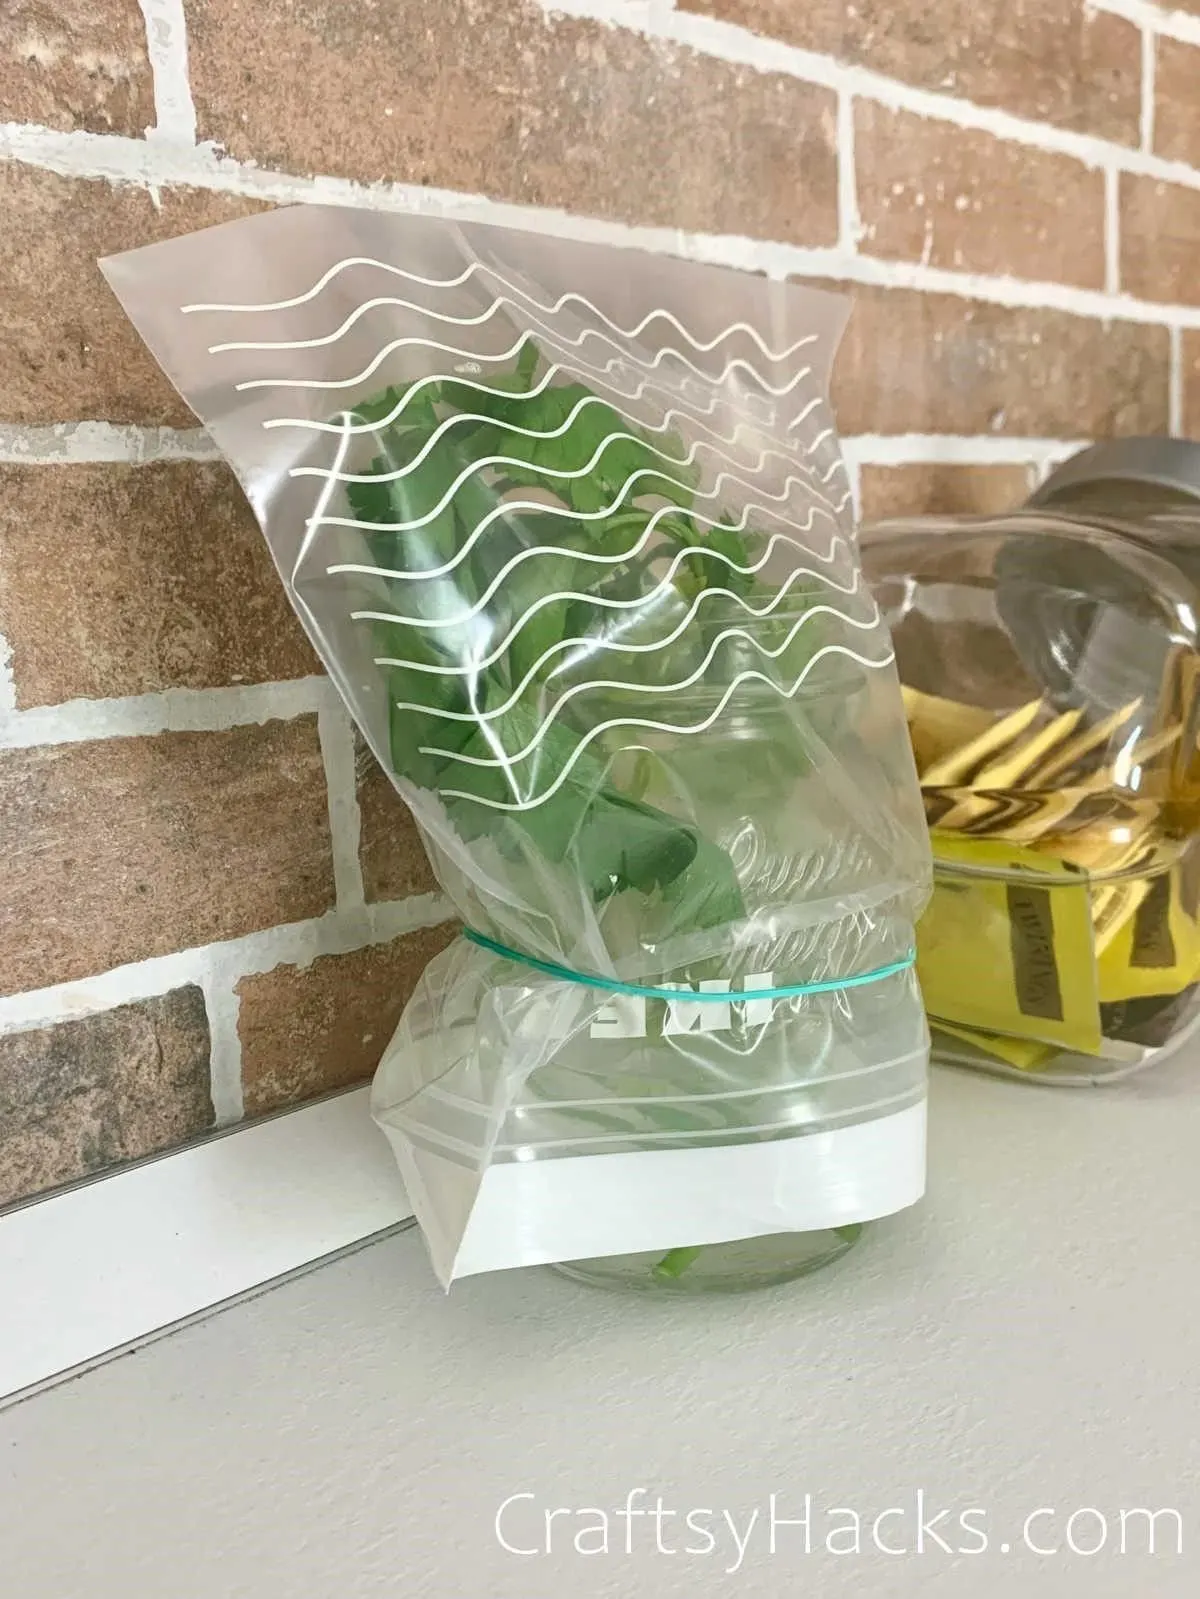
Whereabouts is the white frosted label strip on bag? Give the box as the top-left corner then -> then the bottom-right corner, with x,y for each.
378,1102 -> 926,1282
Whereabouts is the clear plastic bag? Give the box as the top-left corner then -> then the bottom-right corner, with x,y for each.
104,205 -> 931,1285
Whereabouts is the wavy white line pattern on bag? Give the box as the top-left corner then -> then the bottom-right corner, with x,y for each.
265,367 -> 844,515
277,366 -> 846,501
331,503 -> 851,635
185,254 -> 871,815
431,642 -> 896,814
373,564 -> 870,690
203,291 -> 822,368
182,254 -> 822,367
227,277 -> 839,484
265,357 -> 706,436
306,435 -> 845,566
265,361 -> 833,485
394,606 -> 884,749
349,525 -> 853,639
240,324 -> 832,399
236,326 -> 827,400
291,388 -> 832,491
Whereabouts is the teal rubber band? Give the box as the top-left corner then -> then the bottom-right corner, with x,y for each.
462,928 -> 915,1001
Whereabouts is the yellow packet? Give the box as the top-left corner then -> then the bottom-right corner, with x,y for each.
1097,861 -> 1200,1002
919,834 -> 1103,1055
970,708 -> 1083,788
1026,700 -> 1140,788
1090,875 -> 1151,959
932,1020 -> 1057,1072
901,686 -> 993,774
920,699 -> 1042,787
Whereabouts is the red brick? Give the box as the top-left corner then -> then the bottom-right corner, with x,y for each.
0,719 -> 334,994
859,463 -> 1032,523
1155,38 -> 1200,168
0,988 -> 212,1207
855,104 -> 1105,288
0,461 -> 317,708
238,923 -> 459,1116
680,0 -> 1142,144
185,0 -> 839,245
356,741 -> 438,905
825,283 -> 1170,437
0,163 -> 268,425
1186,334 -> 1200,439
1120,176 -> 1200,307
0,0 -> 153,136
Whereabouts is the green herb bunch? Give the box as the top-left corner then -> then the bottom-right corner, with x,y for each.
342,338 -> 834,944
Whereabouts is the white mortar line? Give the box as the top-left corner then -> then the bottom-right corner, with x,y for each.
849,436 -> 1085,490
572,0 -> 671,20
1028,443 -> 1088,477
0,676 -> 330,749
844,456 -> 863,522
1141,23 -> 1158,153
1104,167 -> 1121,295
316,698 -> 367,917
0,422 -> 216,465
1092,0 -> 1200,48
0,633 -> 15,716
2,127 -> 1200,334
366,896 -> 456,943
842,435 -> 1091,468
202,976 -> 245,1127
539,0 -> 1200,189
1169,325 -> 1185,434
137,0 -> 198,144
5,123 -> 1200,329
0,893 -> 454,1039
836,90 -> 860,251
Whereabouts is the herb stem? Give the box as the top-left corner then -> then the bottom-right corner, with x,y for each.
651,1245 -> 704,1282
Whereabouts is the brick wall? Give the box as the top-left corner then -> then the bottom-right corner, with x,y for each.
1,0 -> 1197,1207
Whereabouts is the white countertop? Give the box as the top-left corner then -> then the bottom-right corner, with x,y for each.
2,1059 -> 1198,1597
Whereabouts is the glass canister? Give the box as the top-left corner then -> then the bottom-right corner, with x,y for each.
541,677 -> 926,1292
861,439 -> 1200,1083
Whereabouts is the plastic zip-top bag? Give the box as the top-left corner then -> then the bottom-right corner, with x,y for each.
104,205 -> 932,1288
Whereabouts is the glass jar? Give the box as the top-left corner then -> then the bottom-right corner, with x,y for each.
537,670 -> 928,1292
861,438 -> 1200,1083
556,1225 -> 863,1294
